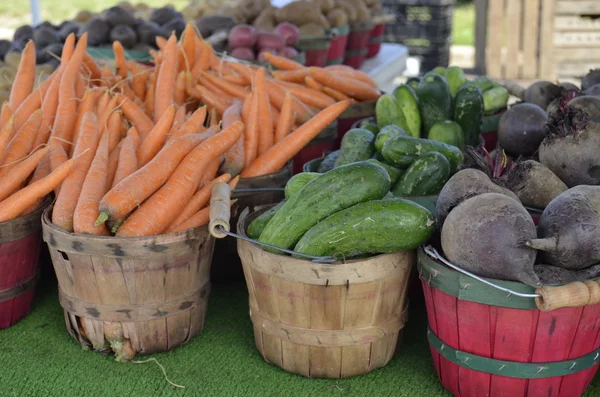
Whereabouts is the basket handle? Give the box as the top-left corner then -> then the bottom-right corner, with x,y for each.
535,281 -> 600,311
209,182 -> 231,239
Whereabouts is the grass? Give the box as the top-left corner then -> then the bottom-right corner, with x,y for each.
452,3 -> 475,46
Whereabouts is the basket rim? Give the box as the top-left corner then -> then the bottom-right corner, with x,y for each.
0,195 -> 53,243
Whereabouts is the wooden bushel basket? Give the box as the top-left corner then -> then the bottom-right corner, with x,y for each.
41,206 -> 214,358
233,205 -> 414,378
0,198 -> 51,329
419,247 -> 600,397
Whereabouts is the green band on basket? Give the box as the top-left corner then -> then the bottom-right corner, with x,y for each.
417,248 -> 539,310
428,326 -> 600,379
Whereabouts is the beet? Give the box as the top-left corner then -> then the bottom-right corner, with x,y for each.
227,25 -> 257,49
559,82 -> 580,92
58,21 -> 79,41
568,95 -> 600,122
582,69 -> 600,91
534,263 -> 600,285
540,106 -> 600,187
274,22 -> 300,47
497,103 -> 548,157
14,25 -> 34,42
527,186 -> 600,270
104,6 -> 137,27
585,84 -> 600,98
33,26 -> 59,49
435,168 -> 520,224
441,193 -> 540,286
110,25 -> 138,49
150,7 -> 179,26
79,18 -> 110,46
524,81 -> 563,110
0,40 -> 10,61
162,17 -> 186,38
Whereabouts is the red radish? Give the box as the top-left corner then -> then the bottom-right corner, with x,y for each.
256,33 -> 285,50
227,24 -> 257,49
231,47 -> 255,61
257,48 -> 278,62
280,46 -> 299,58
274,22 -> 300,47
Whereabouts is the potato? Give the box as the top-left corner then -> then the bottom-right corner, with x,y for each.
319,14 -> 331,29
315,0 -> 335,14
74,10 -> 95,24
335,0 -> 358,22
118,1 -> 135,11
327,9 -> 348,27
275,1 -> 323,26
253,8 -> 277,31
134,3 -> 150,11
299,22 -> 326,37
355,4 -> 371,22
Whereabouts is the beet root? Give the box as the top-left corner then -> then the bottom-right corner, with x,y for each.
524,81 -> 563,110
495,160 -> 567,209
540,107 -> 600,187
441,193 -> 540,286
526,185 -> 600,270
534,263 -> 600,285
568,95 -> 600,122
582,69 -> 600,91
436,168 -> 520,224
498,103 -> 548,157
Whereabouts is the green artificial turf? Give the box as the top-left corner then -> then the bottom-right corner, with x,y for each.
1,278 -> 600,397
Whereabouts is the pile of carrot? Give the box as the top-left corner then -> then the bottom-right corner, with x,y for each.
0,22 -> 369,237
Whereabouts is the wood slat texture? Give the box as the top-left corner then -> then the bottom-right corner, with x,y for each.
555,1 -> 600,15
505,0 -> 523,79
540,0 -> 556,79
522,0 -> 541,78
555,16 -> 600,31
485,0 -> 505,78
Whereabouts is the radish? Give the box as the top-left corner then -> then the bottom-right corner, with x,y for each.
256,32 -> 285,50
274,22 -> 300,47
227,24 -> 257,49
540,105 -> 600,187
524,81 -> 563,110
498,103 -> 548,157
230,47 -> 255,61
441,193 -> 540,287
527,185 -> 600,270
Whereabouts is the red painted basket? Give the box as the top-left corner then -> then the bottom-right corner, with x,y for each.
292,122 -> 338,174
326,25 -> 350,66
367,23 -> 385,58
419,247 -> 600,397
344,20 -> 374,69
297,35 -> 332,67
0,198 -> 50,329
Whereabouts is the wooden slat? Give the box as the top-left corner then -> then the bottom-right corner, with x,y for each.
554,32 -> 600,47
474,0 -> 489,75
555,16 -> 600,31
522,0 -> 541,79
554,48 -> 600,61
555,61 -> 600,77
485,0 -> 506,78
555,0 -> 600,15
505,0 -> 523,79
539,0 -> 556,79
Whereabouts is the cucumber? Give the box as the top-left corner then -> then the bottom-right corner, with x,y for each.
374,125 -> 407,153
375,94 -> 407,130
427,120 -> 465,149
247,201 -> 285,239
392,152 -> 451,196
284,172 -> 320,199
470,76 -> 495,93
373,151 -> 386,161
454,84 -> 485,147
446,66 -> 467,97
381,135 -> 464,173
392,84 -> 421,138
406,77 -> 420,90
294,198 -> 435,257
366,159 -> 404,185
483,86 -> 510,114
416,73 -> 453,136
334,128 -> 375,167
258,162 -> 391,250
431,66 -> 447,76
317,150 -> 339,172
358,117 -> 379,135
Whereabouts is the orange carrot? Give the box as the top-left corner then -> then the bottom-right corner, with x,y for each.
309,67 -> 380,101
73,132 -> 110,235
171,105 -> 207,139
0,116 -> 15,162
209,108 -> 220,128
221,101 -> 245,176
97,90 -> 110,116
305,76 -> 324,91
191,41 -> 210,75
273,69 -> 310,84
254,68 -> 273,155
118,95 -> 154,139
0,146 -> 49,202
116,121 -> 244,236
137,104 -> 176,166
169,105 -> 186,137
52,111 -> 101,232
263,52 -> 305,70
0,110 -> 43,177
244,88 -> 259,168
154,34 -> 179,123
181,23 -> 197,72
274,92 -> 295,143
127,126 -> 141,149
9,40 -> 36,111
60,34 -> 76,67
98,96 -> 119,132
145,78 -> 156,118
107,111 -> 122,153
35,68 -> 66,152
241,100 -> 351,177
97,133 -> 212,224
241,94 -> 251,124
0,103 -> 12,127
131,66 -> 148,101
113,41 -> 128,79
49,138 -> 69,181
12,74 -> 55,132
277,80 -> 336,109
82,53 -> 103,81
222,73 -> 248,86
197,75 -> 233,100
325,65 -> 378,88
0,156 -> 76,223
29,150 -> 50,186
75,73 -> 85,99
200,71 -> 249,100
323,86 -> 351,101
156,36 -> 167,49
226,62 -> 255,84
174,71 -> 187,106
189,85 -> 231,115
169,207 -> 210,233
264,78 -> 314,123
111,135 -> 138,188
68,87 -> 98,155
106,141 -> 122,190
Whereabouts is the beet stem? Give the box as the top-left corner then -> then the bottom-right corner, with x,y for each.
526,237 -> 557,252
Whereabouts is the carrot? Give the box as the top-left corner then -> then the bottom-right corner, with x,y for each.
156,36 -> 167,49
97,90 -> 110,116
97,133 -> 212,224
52,111 -> 101,232
168,207 -> 210,233
12,74 -> 55,132
264,78 -> 314,123
0,110 -> 43,177
73,132 -> 110,235
68,87 -> 97,154
116,121 -> 244,236
273,69 -> 310,84
154,34 -> 179,123
0,146 -> 49,202
0,116 -> 15,162
98,96 -> 119,132
127,126 -> 141,149
113,41 -> 128,80
29,149 -> 51,186
241,100 -> 351,177
181,23 -> 197,72
171,105 -> 206,139
166,173 -> 232,232
191,41 -> 211,75
197,75 -> 233,101
254,68 -> 273,155
49,138 -> 69,180
221,101 -> 245,177
200,72 -> 249,100
263,52 -> 305,71
174,71 -> 187,106
131,67 -> 148,101
209,108 -> 220,128
60,34 -> 76,67
323,86 -> 351,101
118,95 -> 154,139
111,135 -> 138,188
226,62 -> 255,85
0,103 -> 12,127
324,65 -> 378,88
190,85 -> 231,115
82,53 -> 103,81
137,104 -> 176,166
106,141 -> 122,190
222,73 -> 248,86
169,105 -> 186,137
274,92 -> 296,143
277,80 -> 336,109
0,156 -> 76,223
244,88 -> 259,168
309,67 -> 380,101
107,111 -> 122,153
75,73 -> 86,99
241,94 -> 251,124
9,40 -> 36,111
145,78 -> 156,118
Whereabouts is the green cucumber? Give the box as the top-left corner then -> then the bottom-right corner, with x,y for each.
381,135 -> 464,173
258,162 -> 391,250
483,86 -> 510,114
317,150 -> 339,172
247,201 -> 285,239
392,152 -> 451,196
284,172 -> 320,199
454,84 -> 485,147
366,159 -> 404,185
358,117 -> 379,134
294,198 -> 435,257
373,151 -> 386,161
470,76 -> 495,93
427,120 -> 465,149
334,128 -> 375,167
375,125 -> 407,153
446,66 -> 467,97
431,66 -> 447,76
416,73 -> 453,136
375,94 -> 407,130
406,77 -> 420,90
392,84 -> 421,138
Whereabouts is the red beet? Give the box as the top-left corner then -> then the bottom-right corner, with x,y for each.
274,22 -> 300,47
227,24 -> 257,49
498,103 -> 548,157
230,47 -> 255,61
256,32 -> 285,50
